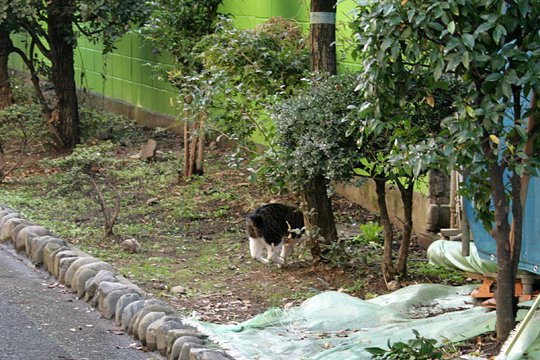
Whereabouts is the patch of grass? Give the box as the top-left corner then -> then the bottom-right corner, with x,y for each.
407,260 -> 468,285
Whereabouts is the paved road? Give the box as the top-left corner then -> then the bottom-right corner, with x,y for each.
0,243 -> 162,360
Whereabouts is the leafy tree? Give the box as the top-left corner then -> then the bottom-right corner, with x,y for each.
1,0 -> 149,150
190,17 -> 310,145
139,0 -> 222,75
269,73 -> 361,261
139,0 -> 223,178
352,74 -> 465,280
167,17 -> 310,177
351,0 -> 540,342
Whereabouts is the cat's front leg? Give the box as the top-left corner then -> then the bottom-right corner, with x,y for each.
267,244 -> 285,266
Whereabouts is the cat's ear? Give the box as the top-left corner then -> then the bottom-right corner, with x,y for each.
248,214 -> 264,228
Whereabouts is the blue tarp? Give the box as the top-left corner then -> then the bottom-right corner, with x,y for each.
464,89 -> 539,275
466,176 -> 540,275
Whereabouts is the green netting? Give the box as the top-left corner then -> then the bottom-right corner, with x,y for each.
189,284 -> 496,360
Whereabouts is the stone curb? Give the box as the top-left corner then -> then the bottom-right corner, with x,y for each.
0,205 -> 234,360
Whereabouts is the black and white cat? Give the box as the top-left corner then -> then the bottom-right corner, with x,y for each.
246,203 -> 304,268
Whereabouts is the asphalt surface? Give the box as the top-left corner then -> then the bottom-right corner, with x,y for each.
0,243 -> 162,360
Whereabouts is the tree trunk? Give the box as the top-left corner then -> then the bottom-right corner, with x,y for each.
310,0 -> 337,75
195,112 -> 206,175
47,0 -> 80,150
481,133 -> 515,341
302,174 -> 338,262
396,179 -> 414,277
375,177 -> 395,281
0,30 -> 14,109
181,96 -> 204,179
490,163 -> 515,341
303,0 -> 339,260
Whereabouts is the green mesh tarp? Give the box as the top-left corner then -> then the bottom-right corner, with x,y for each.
189,284 -> 496,360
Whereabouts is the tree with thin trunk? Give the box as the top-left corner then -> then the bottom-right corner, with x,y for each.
1,0 -> 148,151
139,0 -> 223,179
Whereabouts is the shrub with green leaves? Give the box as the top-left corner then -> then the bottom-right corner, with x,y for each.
0,103 -> 50,147
43,142 -> 121,237
79,106 -> 146,145
172,16 -> 310,147
139,0 -> 223,75
262,73 -> 362,193
0,103 -> 50,181
366,330 -> 443,360
353,221 -> 384,245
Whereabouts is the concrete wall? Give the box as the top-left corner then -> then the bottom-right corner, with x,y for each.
335,180 -> 437,248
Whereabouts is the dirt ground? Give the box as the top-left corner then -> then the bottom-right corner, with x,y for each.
125,138 -> 446,324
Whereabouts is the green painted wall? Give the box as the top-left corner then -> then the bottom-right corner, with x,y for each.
9,0 -> 359,118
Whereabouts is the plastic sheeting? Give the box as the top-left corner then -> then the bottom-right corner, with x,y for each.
190,285 -> 495,360
427,239 -> 497,275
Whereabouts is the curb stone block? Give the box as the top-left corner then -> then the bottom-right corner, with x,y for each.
59,256 -> 82,284
85,270 -> 118,303
128,304 -> 174,336
53,250 -> 78,278
146,316 -> 185,353
73,262 -> 115,297
99,285 -> 143,320
31,236 -> 67,266
0,213 -> 21,231
137,311 -> 166,344
16,225 -> 50,252
121,299 -> 165,330
0,207 -> 15,218
166,330 -> 203,358
115,292 -> 142,325
42,243 -> 64,273
197,349 -> 233,360
189,348 -> 233,360
179,342 -> 206,360
154,317 -> 187,355
0,217 -> 30,243
121,300 -> 148,330
170,337 -> 205,360
64,257 -> 99,287
45,245 -> 70,274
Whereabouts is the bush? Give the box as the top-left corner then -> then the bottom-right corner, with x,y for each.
42,142 -> 122,237
79,106 -> 146,145
261,73 -> 362,193
0,103 -> 51,181
0,103 -> 50,147
171,16 -> 310,147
